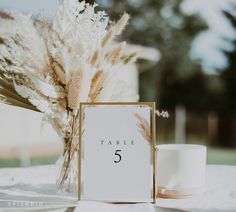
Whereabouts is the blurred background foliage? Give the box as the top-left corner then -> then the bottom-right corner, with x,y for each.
94,0 -> 236,151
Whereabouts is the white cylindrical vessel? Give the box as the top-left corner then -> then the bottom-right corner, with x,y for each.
156,144 -> 207,198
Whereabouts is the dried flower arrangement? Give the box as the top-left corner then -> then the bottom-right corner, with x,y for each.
0,0 -> 170,193
0,0 -> 139,192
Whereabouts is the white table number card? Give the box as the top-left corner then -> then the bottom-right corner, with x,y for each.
78,102 -> 156,203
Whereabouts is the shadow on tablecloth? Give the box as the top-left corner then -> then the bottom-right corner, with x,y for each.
0,183 -> 184,212
0,183 -> 77,211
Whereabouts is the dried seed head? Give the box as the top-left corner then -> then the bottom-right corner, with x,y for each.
90,48 -> 102,67
108,41 -> 126,65
53,62 -> 66,85
101,27 -> 115,48
68,59 -> 93,110
123,52 -> 137,64
68,69 -> 83,110
115,13 -> 130,35
88,70 -> 108,102
134,113 -> 151,142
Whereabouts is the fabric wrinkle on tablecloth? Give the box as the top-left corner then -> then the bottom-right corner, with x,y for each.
0,165 -> 235,211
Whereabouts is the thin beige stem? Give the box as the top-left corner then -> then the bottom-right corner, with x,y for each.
58,110 -> 78,190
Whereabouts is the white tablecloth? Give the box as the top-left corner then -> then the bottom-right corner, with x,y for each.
0,165 -> 235,212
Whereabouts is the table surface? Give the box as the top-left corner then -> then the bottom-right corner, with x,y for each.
0,164 -> 235,212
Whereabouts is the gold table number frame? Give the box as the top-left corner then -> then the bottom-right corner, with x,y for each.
78,102 -> 156,203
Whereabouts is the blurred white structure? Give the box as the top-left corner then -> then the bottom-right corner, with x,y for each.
0,103 -> 61,166
175,105 -> 186,144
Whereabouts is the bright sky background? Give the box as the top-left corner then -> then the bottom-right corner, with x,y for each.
0,0 -> 59,19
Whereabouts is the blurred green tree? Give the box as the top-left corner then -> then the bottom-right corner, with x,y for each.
215,11 -> 236,147
94,0 -> 236,147
95,0 -> 206,107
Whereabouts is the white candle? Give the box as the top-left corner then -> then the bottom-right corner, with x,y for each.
156,144 -> 207,198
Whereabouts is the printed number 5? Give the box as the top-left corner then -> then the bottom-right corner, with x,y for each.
114,150 -> 122,163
